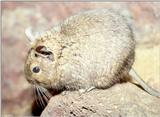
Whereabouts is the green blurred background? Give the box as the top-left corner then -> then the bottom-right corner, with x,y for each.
2,2 -> 160,116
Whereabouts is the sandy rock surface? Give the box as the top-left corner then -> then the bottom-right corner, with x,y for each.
41,83 -> 160,117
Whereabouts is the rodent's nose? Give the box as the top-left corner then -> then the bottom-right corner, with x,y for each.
27,78 -> 40,85
32,66 -> 40,73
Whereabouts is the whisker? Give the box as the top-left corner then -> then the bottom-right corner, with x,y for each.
41,87 -> 52,99
33,85 -> 53,108
35,86 -> 43,107
37,87 -> 45,108
40,87 -> 52,104
41,90 -> 52,103
33,85 -> 39,106
35,86 -> 42,107
44,91 -> 52,99
38,87 -> 46,107
38,87 -> 48,104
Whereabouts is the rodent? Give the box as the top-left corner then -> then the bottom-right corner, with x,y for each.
24,9 -> 160,97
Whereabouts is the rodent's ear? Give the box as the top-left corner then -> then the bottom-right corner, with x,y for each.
25,27 -> 40,43
35,46 -> 47,53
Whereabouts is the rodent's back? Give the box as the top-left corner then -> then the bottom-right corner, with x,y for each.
54,9 -> 135,89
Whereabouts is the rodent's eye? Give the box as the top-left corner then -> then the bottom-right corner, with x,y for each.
32,66 -> 40,73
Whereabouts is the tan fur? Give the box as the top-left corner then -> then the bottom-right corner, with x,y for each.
24,9 -> 135,91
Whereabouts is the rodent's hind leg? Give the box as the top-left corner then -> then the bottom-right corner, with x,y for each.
93,74 -> 131,89
92,76 -> 114,89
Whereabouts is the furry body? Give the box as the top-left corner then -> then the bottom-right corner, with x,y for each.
25,9 -> 135,91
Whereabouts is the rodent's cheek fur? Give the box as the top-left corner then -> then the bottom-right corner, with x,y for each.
24,51 -> 59,89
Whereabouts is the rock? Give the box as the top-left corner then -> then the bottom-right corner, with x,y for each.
41,82 -> 160,117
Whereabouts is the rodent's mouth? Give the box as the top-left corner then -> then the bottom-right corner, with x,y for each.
27,78 -> 38,85
27,78 -> 52,90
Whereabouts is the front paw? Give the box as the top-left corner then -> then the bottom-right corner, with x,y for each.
78,86 -> 95,94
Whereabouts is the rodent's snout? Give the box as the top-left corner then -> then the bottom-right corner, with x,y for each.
25,60 -> 53,88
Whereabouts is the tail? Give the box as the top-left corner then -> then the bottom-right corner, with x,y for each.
129,68 -> 160,97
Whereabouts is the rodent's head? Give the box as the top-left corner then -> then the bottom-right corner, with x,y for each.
24,29 -> 62,89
